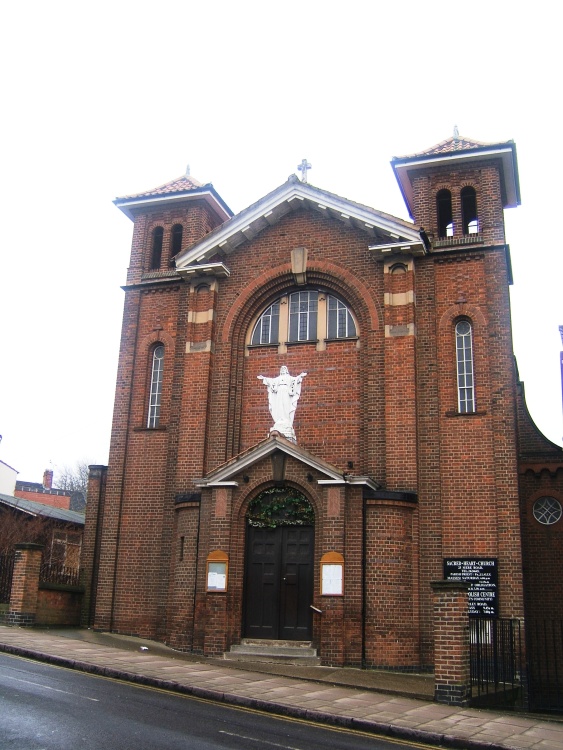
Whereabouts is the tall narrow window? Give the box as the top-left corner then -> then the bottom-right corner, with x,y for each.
171,224 -> 183,256
437,189 -> 453,238
150,227 -> 164,269
251,301 -> 280,345
289,291 -> 318,341
327,295 -> 356,339
461,187 -> 478,235
456,320 -> 475,413
147,345 -> 164,427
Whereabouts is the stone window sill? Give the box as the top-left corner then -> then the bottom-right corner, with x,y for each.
445,410 -> 487,417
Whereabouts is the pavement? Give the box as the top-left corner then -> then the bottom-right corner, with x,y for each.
1,626 -> 563,750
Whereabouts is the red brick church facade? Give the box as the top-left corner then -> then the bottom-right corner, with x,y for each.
82,135 -> 563,670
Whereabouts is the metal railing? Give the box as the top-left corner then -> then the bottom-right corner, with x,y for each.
0,552 -> 15,604
39,562 -> 80,587
527,619 -> 563,713
470,618 -> 524,709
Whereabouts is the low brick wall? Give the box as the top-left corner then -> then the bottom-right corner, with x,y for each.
0,543 -> 84,627
35,584 -> 84,626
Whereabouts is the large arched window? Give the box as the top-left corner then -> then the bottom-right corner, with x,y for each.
171,224 -> 183,256
150,227 -> 164,270
289,291 -> 318,342
455,320 -> 475,413
437,189 -> 453,238
147,345 -> 164,428
461,187 -> 478,235
250,291 -> 357,346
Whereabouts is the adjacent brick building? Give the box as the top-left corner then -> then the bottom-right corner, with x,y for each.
82,135 -> 563,669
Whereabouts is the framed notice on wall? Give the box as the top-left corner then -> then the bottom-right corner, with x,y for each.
320,551 -> 344,596
443,558 -> 498,617
206,550 -> 228,592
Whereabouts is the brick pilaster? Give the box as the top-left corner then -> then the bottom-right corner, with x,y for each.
7,543 -> 44,626
431,580 -> 470,705
81,465 -> 108,627
202,487 -> 233,656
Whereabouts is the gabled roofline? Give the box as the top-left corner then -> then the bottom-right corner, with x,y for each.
391,141 -> 521,219
175,177 -> 423,270
114,185 -> 233,223
194,434 -> 381,489
0,492 -> 86,525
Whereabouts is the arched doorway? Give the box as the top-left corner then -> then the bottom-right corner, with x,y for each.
243,487 -> 314,641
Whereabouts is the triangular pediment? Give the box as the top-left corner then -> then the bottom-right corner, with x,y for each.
194,434 -> 380,490
175,176 -> 425,277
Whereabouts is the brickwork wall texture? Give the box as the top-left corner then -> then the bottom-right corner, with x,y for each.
82,146 -> 549,670
36,587 -> 83,626
364,501 -> 418,667
516,386 -> 563,621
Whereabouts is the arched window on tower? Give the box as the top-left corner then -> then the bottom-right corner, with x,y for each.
461,187 -> 478,235
455,320 -> 475,413
437,189 -> 453,238
171,224 -> 183,257
147,345 -> 164,427
150,227 -> 164,270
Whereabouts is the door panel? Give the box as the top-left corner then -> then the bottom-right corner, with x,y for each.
244,528 -> 280,639
244,525 -> 313,640
279,527 -> 314,640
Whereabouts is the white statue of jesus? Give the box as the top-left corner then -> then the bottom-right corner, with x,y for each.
257,366 -> 307,443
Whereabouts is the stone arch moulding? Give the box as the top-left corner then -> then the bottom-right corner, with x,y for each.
438,302 -> 487,332
221,261 -> 380,345
139,329 -> 175,354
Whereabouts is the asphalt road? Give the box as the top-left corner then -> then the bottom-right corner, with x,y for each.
0,653 -> 431,750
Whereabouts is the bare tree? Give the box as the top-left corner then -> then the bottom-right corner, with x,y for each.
55,460 -> 90,496
0,507 -> 51,555
54,460 -> 92,512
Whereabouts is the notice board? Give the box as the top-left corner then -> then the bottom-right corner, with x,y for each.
443,558 -> 498,617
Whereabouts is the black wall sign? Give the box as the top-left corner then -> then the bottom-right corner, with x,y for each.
443,558 -> 498,617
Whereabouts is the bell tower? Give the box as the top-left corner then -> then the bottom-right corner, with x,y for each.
85,173 -> 232,636
392,132 -> 520,247
391,133 -> 524,663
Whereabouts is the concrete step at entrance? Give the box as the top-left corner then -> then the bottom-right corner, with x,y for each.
224,639 -> 320,665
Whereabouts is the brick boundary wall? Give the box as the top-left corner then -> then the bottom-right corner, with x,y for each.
36,584 -> 84,626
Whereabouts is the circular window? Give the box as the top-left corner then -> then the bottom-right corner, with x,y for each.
533,497 -> 562,526
456,320 -> 471,336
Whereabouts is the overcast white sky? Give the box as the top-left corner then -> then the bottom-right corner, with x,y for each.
1,1 -> 561,484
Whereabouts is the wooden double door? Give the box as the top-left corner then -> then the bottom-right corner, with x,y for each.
244,525 -> 314,641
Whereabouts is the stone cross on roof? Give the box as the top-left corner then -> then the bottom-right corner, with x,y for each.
298,158 -> 312,183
